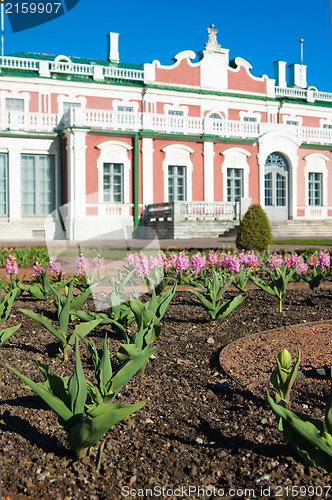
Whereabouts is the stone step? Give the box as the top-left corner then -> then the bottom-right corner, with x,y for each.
269,220 -> 332,238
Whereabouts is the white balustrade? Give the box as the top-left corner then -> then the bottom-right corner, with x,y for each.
1,107 -> 332,146
146,201 -> 238,221
275,87 -> 308,99
86,203 -> 133,217
103,67 -> 144,81
0,56 -> 39,70
49,61 -> 94,76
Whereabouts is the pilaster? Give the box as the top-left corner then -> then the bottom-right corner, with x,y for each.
64,128 -> 87,240
142,138 -> 154,205
203,142 -> 214,202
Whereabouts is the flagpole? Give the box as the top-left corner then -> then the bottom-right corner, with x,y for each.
1,0 -> 4,57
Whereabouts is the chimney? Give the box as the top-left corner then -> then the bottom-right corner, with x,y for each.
273,60 -> 287,88
289,63 -> 307,88
107,32 -> 119,62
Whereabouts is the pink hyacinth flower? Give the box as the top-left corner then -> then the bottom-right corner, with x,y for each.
6,254 -> 18,279
76,253 -> 90,277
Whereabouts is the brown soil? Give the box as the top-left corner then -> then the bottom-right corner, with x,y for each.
1,281 -> 332,499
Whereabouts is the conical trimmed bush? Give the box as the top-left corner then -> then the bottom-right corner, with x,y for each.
236,204 -> 272,251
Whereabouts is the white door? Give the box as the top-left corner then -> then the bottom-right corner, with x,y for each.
264,153 -> 289,221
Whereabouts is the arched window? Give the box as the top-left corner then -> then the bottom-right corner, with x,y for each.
264,152 -> 289,220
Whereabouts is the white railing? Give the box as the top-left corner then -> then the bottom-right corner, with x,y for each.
103,67 -> 144,80
178,201 -> 237,217
275,87 -> 309,99
0,110 -> 58,131
313,91 -> 332,102
145,201 -> 238,221
2,109 -> 332,145
0,55 -> 144,81
0,55 -> 40,70
49,61 -> 94,76
86,203 -> 133,217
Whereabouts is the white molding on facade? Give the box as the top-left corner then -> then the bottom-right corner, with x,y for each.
0,136 -> 59,223
304,153 -> 330,217
258,130 -> 302,219
113,99 -> 139,112
142,138 -> 154,205
0,90 -> 30,111
221,147 -> 251,201
161,144 -> 195,202
65,129 -> 87,239
96,140 -> 132,205
163,104 -> 189,116
239,111 -> 262,122
203,142 -> 215,202
57,94 -> 87,114
282,114 -> 303,126
229,57 -> 269,83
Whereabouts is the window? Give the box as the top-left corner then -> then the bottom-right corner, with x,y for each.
103,163 -> 124,203
286,120 -> 299,126
323,124 -> 332,129
168,165 -> 186,201
168,110 -> 184,117
243,117 -> 257,122
63,102 -> 81,113
209,113 -> 222,119
21,155 -> 55,215
0,154 -> 7,215
5,98 -> 24,111
117,106 -> 134,113
308,172 -> 322,206
227,168 -> 243,202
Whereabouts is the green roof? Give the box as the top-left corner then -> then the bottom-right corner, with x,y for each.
7,51 -> 143,70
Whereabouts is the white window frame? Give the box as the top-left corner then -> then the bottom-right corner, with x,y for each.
57,95 -> 86,115
221,148 -> 251,202
163,104 -> 189,116
21,153 -> 57,216
239,111 -> 261,123
0,152 -> 8,216
96,140 -> 132,205
161,144 -> 194,202
0,90 -> 30,112
304,153 -> 329,216
113,99 -> 139,112
282,114 -> 303,127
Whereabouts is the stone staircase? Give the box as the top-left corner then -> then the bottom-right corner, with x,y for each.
144,218 -> 240,239
269,220 -> 332,238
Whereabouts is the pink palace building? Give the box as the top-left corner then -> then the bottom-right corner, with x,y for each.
0,25 -> 332,241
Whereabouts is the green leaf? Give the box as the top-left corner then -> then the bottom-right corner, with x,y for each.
0,288 -> 20,327
7,364 -> 73,423
70,285 -> 95,313
0,324 -> 21,346
250,276 -> 278,297
68,339 -> 87,415
19,308 -> 65,343
325,368 -> 332,435
111,346 -> 161,396
73,319 -> 102,340
215,294 -> 246,319
34,360 -> 71,409
68,401 -> 145,456
98,336 -> 112,394
267,391 -> 332,473
188,290 -> 215,311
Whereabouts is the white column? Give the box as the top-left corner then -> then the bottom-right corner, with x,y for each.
203,141 -> 214,201
142,137 -> 154,205
64,129 -> 87,240
8,145 -> 22,221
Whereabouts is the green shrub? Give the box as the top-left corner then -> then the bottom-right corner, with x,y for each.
236,204 -> 272,251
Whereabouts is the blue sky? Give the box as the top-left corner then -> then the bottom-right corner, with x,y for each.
3,0 -> 332,92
